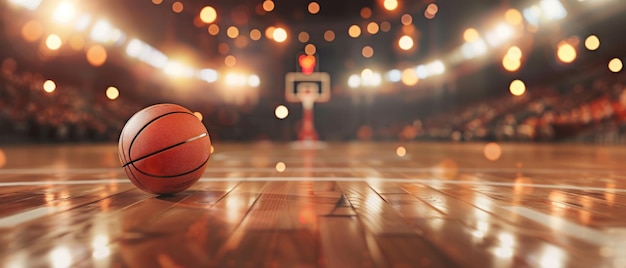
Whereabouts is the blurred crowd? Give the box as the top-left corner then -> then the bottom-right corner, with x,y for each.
354,74 -> 626,144
0,59 -> 139,144
1,55 -> 625,145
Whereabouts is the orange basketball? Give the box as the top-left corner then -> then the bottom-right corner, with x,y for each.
118,103 -> 211,195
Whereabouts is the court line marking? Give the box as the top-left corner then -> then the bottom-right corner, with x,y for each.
0,207 -> 62,228
0,168 -> 121,174
0,179 -> 128,186
1,179 -> 624,231
0,177 -> 625,193
0,167 -> 624,175
503,206 -> 626,247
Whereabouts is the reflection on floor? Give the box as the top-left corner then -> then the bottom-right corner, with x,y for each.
0,142 -> 625,267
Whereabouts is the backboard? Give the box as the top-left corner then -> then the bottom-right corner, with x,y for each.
285,72 -> 331,103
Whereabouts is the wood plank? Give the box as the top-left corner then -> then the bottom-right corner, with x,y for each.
337,181 -> 456,267
0,183 -> 132,218
0,187 -> 147,267
93,181 -> 269,267
214,181 -> 322,267
318,217 -> 377,268
0,143 -> 626,268
403,182 -> 609,267
0,182 -> 227,267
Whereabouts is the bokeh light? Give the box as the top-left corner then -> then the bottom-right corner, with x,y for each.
504,8 -> 523,25
484,142 -> 502,161
426,3 -> 439,14
43,80 -> 56,93
86,45 -> 107,67
401,68 -> 418,86
507,46 -> 522,60
464,28 -> 480,42
503,47 -> 522,72
308,2 -> 320,14
275,161 -> 286,172
199,6 -> 217,23
348,25 -> 361,38
361,68 -> 373,78
386,69 -> 402,83
557,42 -> 576,63
0,148 -> 5,168
105,86 -> 119,100
46,34 -> 62,50
304,43 -> 316,55
324,30 -> 335,42
503,56 -> 521,72
225,55 -> 236,66
172,1 -> 184,13
383,0 -> 398,11
362,46 -> 374,58
227,26 -> 239,39
584,35 -> 600,51
208,24 -> 219,35
250,29 -> 262,40
401,14 -> 412,25
265,26 -> 276,40
398,35 -> 414,50
298,31 -> 310,43
4,0 -> 617,152
248,75 -> 261,87
360,7 -> 372,19
366,22 -> 379,35
52,2 -> 76,24
609,58 -> 623,73
380,21 -> 391,32
510,79 -> 526,96
275,105 -> 289,119
272,27 -> 287,42
396,146 -> 407,157
49,246 -> 72,268
263,0 -> 275,12
21,20 -> 42,42
348,74 -> 360,88
225,73 -> 247,87
194,112 -> 203,121
425,3 -> 438,19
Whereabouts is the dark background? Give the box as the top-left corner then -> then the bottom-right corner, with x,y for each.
0,0 -> 625,143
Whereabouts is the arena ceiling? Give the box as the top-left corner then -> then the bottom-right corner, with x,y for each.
1,0 -> 625,106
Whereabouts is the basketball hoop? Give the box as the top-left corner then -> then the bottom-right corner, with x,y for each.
285,72 -> 331,142
296,82 -> 320,110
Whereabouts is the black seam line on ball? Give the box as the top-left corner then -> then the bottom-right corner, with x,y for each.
129,155 -> 210,178
122,132 -> 208,168
125,111 -> 191,165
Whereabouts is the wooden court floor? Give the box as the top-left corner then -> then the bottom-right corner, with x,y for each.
0,142 -> 625,268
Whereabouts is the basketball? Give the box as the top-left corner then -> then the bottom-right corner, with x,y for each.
118,103 -> 212,195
